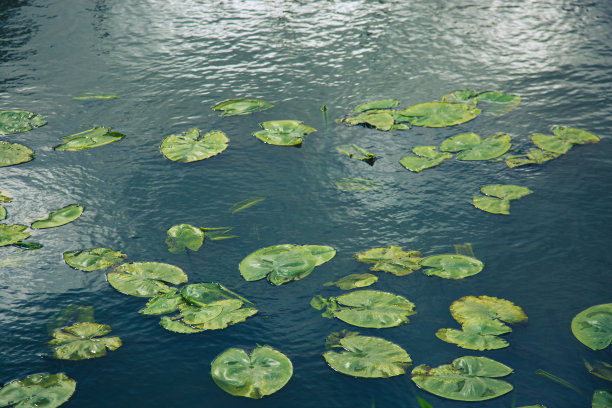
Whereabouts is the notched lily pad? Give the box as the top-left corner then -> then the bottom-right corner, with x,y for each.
165,224 -> 204,254
353,99 -> 399,114
212,99 -> 274,116
161,128 -> 228,162
253,120 -> 316,146
0,141 -> 34,167
400,146 -> 452,172
0,373 -> 76,408
571,303 -> 612,350
0,225 -> 31,247
505,148 -> 560,168
398,102 -> 481,127
73,92 -> 118,100
324,273 -> 378,290
336,144 -> 376,164
107,262 -> 188,297
48,322 -> 121,360
355,246 -> 423,276
441,90 -> 521,116
532,126 -> 599,155
0,110 -> 47,135
63,247 -> 127,271
54,127 -> 125,151
440,133 -> 512,161
473,184 -> 532,215
420,254 -> 484,279
334,178 -> 383,191
31,204 -> 83,229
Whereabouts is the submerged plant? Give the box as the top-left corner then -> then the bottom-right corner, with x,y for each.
334,178 -> 383,191
73,92 -> 118,100
161,128 -> 228,162
323,273 -> 378,290
336,144 -> 376,164
229,196 -> 265,214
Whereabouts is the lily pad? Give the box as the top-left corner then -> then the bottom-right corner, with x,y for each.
400,146 -> 452,172
0,110 -> 47,135
73,92 -> 118,100
211,345 -> 292,399
324,273 -> 378,290
343,111 -> 395,131
473,185 -> 532,215
336,144 -> 376,164
253,120 -> 316,146
139,289 -> 185,315
397,102 -> 481,127
212,98 -> 274,116
54,127 -> 125,151
472,196 -> 511,215
107,262 -> 188,297
411,356 -> 513,401
161,128 -> 228,162
440,133 -> 512,161
441,90 -> 479,104
441,90 -> 521,116
353,99 -> 399,114
0,191 -> 11,202
436,325 -> 510,350
31,204 -> 83,229
0,225 -> 31,247
420,254 -> 484,279
593,390 -> 612,408
0,373 -> 76,408
531,133 -> 573,154
571,303 -> 612,350
165,224 -> 204,254
450,295 -> 528,327
48,322 -> 121,360
159,317 -> 205,333
162,297 -> 257,333
355,246 -> 423,276
323,334 -> 411,378
552,126 -> 600,144
0,141 -> 34,167
334,178 -> 383,191
180,283 -> 253,307
505,149 -> 560,168
63,247 -> 127,271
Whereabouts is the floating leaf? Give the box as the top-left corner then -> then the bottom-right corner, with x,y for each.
253,120 -> 316,146
73,92 -> 118,100
411,356 -> 513,401
63,247 -> 127,271
0,141 -> 34,167
229,196 -> 265,214
450,295 -> 528,328
585,360 -> 612,382
531,133 -> 573,154
184,300 -> 257,330
212,98 -> 274,116
353,99 -> 399,114
440,133 -> 512,161
473,92 -> 521,116
0,110 -> 46,135
441,90 -> 479,104
420,254 -> 484,279
107,262 -> 188,297
165,224 -> 204,254
346,111 -> 395,131
211,345 -> 292,399
552,126 -> 600,144
472,196 -> 510,215
436,323 -> 510,350
12,241 -> 43,250
571,303 -> 612,350
324,273 -> 378,290
473,185 -> 532,215
31,204 -> 83,229
54,127 -> 125,151
505,149 -> 560,168
160,316 -> 205,333
161,128 -> 228,162
139,289 -> 185,315
48,322 -> 121,360
0,191 -> 12,203
397,102 -> 481,127
593,390 -> 612,408
0,373 -> 76,408
400,146 -> 452,172
0,207 -> 5,220
336,144 -> 376,163
334,178 -> 383,191
0,225 -> 31,247
324,329 -> 360,348
323,334 -> 411,378
181,283 -> 253,307
355,246 -> 423,276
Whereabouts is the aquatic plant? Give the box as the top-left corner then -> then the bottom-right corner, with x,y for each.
472,185 -> 533,215
48,322 -> 122,360
253,120 -> 316,146
54,127 -> 125,151
0,373 -> 76,408
0,110 -> 46,134
211,98 -> 274,116
161,128 -> 228,162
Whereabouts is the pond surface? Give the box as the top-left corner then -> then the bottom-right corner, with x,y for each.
1,1 -> 612,407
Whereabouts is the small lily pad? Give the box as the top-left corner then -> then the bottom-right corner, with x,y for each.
253,120 -> 316,146
48,322 -> 121,360
353,99 -> 399,114
0,225 -> 31,247
0,141 -> 34,167
0,373 -> 76,408
420,254 -> 484,279
400,146 -> 452,172
165,224 -> 204,254
212,99 -> 274,116
441,90 -> 479,104
0,207 -> 5,220
107,262 -> 188,297
211,345 -> 293,399
571,303 -> 612,350
0,191 -> 11,203
161,128 -> 228,162
0,110 -> 47,134
336,144 -> 376,163
473,196 -> 511,214
397,102 -> 481,127
324,273 -> 378,290
54,127 -> 125,151
324,334 -> 411,378
73,92 -> 118,100
345,111 -> 395,131
31,204 -> 83,229
532,126 -> 599,155
334,178 -> 383,191
63,247 -> 127,271
355,246 -> 423,276
441,133 -> 512,161
451,295 -> 528,328
505,149 -> 560,168
436,325 -> 510,350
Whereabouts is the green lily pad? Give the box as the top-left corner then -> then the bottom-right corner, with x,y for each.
107,262 -> 188,297
505,149 -> 560,168
593,390 -> 612,408
0,225 -> 31,247
0,207 -> 5,220
73,92 -> 118,100
531,133 -> 573,154
0,191 -> 11,203
552,126 -> 600,144
345,111 -> 395,131
323,334 -> 411,378
355,246 -> 423,276
441,133 -> 512,161
161,129 -> 228,162
63,247 -> 127,271
165,224 -> 204,254
139,289 -> 185,315
54,127 -> 125,151
48,322 -> 121,360
400,146 -> 452,172
31,204 -> 83,229
159,316 -> 205,333
336,144 -> 376,163
571,303 -> 612,350
324,273 -> 378,290
0,141 -> 34,167
353,99 -> 399,114
162,298 -> 257,333
472,196 -> 510,215
334,178 -> 383,191
0,110 -> 47,135
397,102 -> 481,127
411,356 -> 513,401
212,98 -> 274,116
211,345 -> 292,399
420,254 -> 484,279
0,373 -> 76,408
436,325 -> 510,350
473,185 -> 532,215
312,290 -> 416,328
180,283 -> 253,307
450,295 -> 528,327
253,120 -> 316,146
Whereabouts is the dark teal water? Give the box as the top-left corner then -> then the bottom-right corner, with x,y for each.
1,1 -> 612,407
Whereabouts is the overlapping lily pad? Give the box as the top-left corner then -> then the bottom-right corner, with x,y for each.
48,322 -> 122,360
441,90 -> 521,116
411,356 -> 513,401
340,111 -> 396,131
73,92 -> 118,100
0,141 -> 34,167
336,144 -> 376,164
0,225 -> 31,247
253,120 -> 316,146
211,345 -> 293,399
31,204 -> 83,229
420,254 -> 484,279
139,289 -> 185,315
400,146 -> 452,172
505,148 -> 560,168
353,99 -> 399,114
571,303 -> 612,350
54,127 -> 125,151
440,133 -> 511,160
0,373 -> 76,408
107,262 -> 188,297
532,126 -> 599,155
334,178 -> 383,191
473,184 -> 533,215
161,128 -> 228,162
212,99 -> 274,116
63,247 -> 127,271
0,110 -> 47,134
397,102 -> 481,127
324,273 -> 378,290
355,246 -> 423,276
165,224 -> 204,254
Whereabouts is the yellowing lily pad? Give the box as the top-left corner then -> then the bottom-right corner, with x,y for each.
0,110 -> 46,134
31,204 -> 83,229
253,120 -> 316,146
161,128 -> 228,162
450,295 -> 528,327
420,254 -> 484,279
0,224 -> 31,247
571,303 -> 612,350
48,322 -> 121,360
400,146 -> 452,172
212,98 -> 274,116
63,247 -> 127,271
531,133 -> 573,154
532,126 -> 599,155
165,224 -> 204,254
397,102 -> 481,127
324,273 -> 378,290
0,373 -> 76,408
505,149 -> 560,168
107,262 -> 188,297
54,127 -> 125,151
355,246 -> 423,276
0,141 -> 34,167
441,133 -> 512,161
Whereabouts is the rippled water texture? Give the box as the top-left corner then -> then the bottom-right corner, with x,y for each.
1,1 -> 612,407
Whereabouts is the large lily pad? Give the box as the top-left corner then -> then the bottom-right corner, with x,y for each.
0,225 -> 31,247
161,128 -> 228,162
411,356 -> 513,401
505,148 -> 560,168
54,127 -> 125,151
336,144 -> 376,164
450,295 -> 527,326
165,224 -> 204,254
420,254 -> 484,279
0,110 -> 47,135
593,390 -> 612,408
571,303 -> 612,350
324,273 -> 378,290
324,334 -> 411,378
107,262 -> 188,297
211,345 -> 292,399
334,178 -> 383,191
31,204 -> 83,229
400,146 -> 452,172
355,246 -> 423,276
0,373 -> 76,408
73,92 -> 118,100
63,247 -> 127,271
48,322 -> 121,360
397,102 -> 481,127
212,99 -> 274,116
441,133 -> 512,160
253,120 -> 316,146
312,290 -> 416,328
0,141 -> 34,167
353,99 -> 399,114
